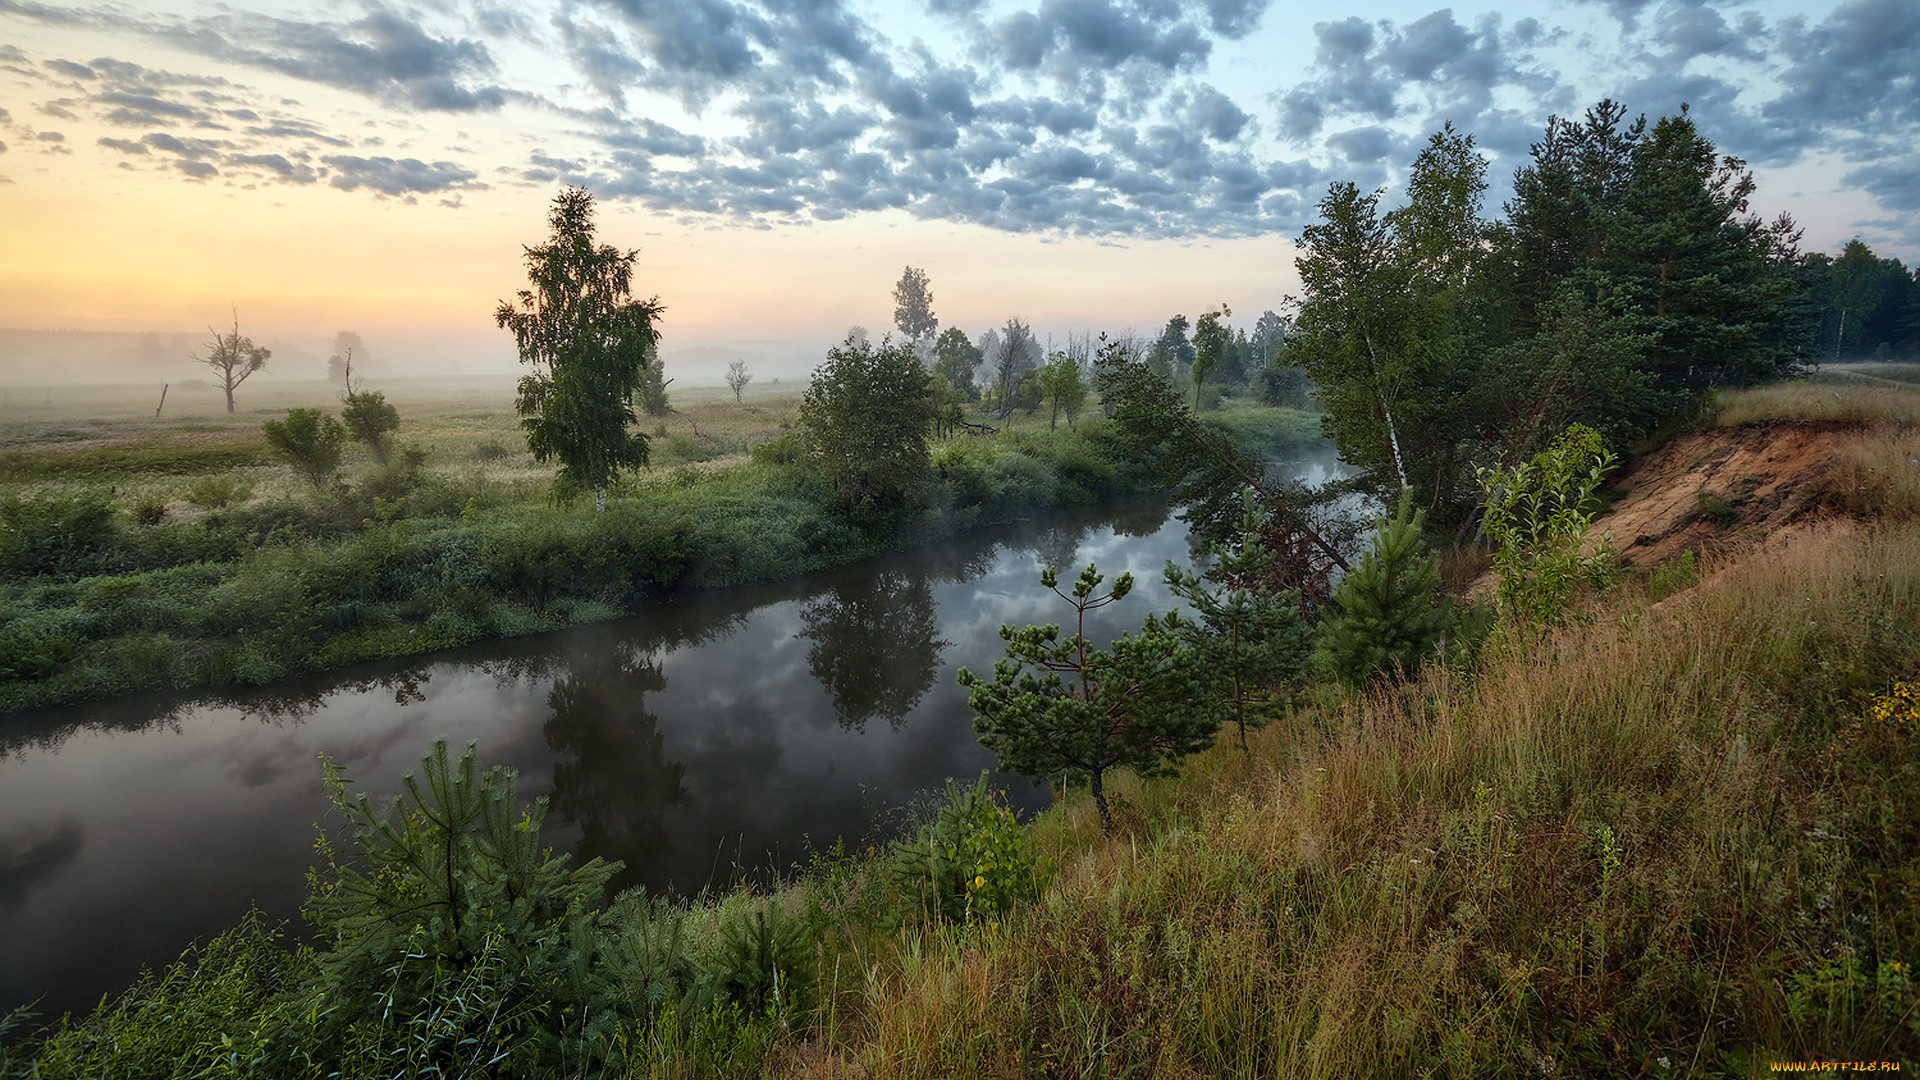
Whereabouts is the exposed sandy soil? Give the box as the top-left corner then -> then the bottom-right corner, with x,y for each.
1585,422 -> 1852,569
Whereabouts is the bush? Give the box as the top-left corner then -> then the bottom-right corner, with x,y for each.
0,490 -> 119,577
261,409 -> 348,489
1312,491 -> 1456,687
129,496 -> 168,528
890,775 -> 1051,924
184,475 -> 253,510
293,738 -> 625,1076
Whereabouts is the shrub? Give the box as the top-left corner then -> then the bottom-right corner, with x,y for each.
1312,491 -> 1456,687
890,774 -> 1051,923
0,490 -> 119,576
293,738 -> 625,1076
129,496 -> 168,528
261,408 -> 348,489
1476,423 -> 1619,627
184,475 -> 253,510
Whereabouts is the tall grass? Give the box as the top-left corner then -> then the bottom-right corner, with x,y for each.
817,519 -> 1920,1076
1713,380 -> 1920,427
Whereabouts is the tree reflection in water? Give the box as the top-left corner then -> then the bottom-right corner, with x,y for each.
799,569 -> 948,731
541,646 -> 689,897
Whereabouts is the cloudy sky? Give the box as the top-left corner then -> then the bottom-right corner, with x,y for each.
0,0 -> 1915,376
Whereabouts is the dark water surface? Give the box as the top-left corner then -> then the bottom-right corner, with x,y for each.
0,451 -> 1339,1017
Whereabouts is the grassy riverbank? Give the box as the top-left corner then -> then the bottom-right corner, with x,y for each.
5,378 -> 1917,1077
0,381 -> 1320,713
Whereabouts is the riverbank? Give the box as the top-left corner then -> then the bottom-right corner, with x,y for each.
0,387 -> 1322,713
8,379 -> 1917,1076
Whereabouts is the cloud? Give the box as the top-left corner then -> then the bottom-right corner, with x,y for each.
145,6 -> 509,112
1842,155 -> 1920,212
230,152 -> 316,182
1326,125 -> 1393,162
1767,0 -> 1920,133
44,57 -> 93,78
321,154 -> 481,195
96,136 -> 144,154
1186,84 -> 1250,141
176,159 -> 217,178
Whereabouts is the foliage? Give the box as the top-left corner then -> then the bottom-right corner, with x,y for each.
185,474 -> 253,509
1165,503 -> 1314,748
0,490 -> 118,577
1033,353 -> 1087,430
890,774 -> 1051,923
959,563 -> 1216,834
1476,423 -> 1619,627
1189,304 -> 1232,407
297,737 -> 622,1074
129,495 -> 168,527
799,332 -> 935,525
261,408 -> 348,489
194,310 -> 271,414
495,186 -> 665,509
892,266 -> 939,346
931,326 -> 981,400
339,377 -> 400,466
1312,491 -> 1455,687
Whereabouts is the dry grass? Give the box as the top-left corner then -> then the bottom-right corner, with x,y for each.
808,518 -> 1920,1076
1712,375 -> 1920,427
0,376 -> 806,514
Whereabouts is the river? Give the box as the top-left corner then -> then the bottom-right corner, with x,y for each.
0,448 -> 1342,1017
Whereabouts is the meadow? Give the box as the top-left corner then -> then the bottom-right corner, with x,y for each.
0,375 -> 1319,712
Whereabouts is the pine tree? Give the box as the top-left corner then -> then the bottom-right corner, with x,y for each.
959,564 -> 1216,835
1312,492 -> 1455,688
1166,505 -> 1314,748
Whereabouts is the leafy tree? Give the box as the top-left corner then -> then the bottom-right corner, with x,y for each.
799,332 -> 935,524
893,266 -> 939,347
1096,338 -> 1350,597
1146,314 -> 1194,379
262,407 -> 347,489
1034,352 -> 1087,429
1190,304 -> 1232,407
1252,309 -> 1287,365
959,564 -> 1215,834
1311,492 -> 1455,688
932,326 -> 982,399
990,317 -> 1040,419
725,358 -> 752,402
1165,505 -> 1313,749
494,186 -> 666,511
1476,423 -> 1618,627
338,362 -> 400,465
194,309 -> 270,414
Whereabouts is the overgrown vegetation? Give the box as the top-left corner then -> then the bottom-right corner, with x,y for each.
0,377 -> 1315,711
8,384 -> 1918,1078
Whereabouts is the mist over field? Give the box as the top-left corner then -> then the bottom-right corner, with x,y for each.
0,327 -> 857,388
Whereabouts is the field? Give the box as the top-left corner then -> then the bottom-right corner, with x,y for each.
0,374 -> 1320,713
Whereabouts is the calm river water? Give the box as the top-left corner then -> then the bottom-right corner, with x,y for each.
0,449 -> 1340,1016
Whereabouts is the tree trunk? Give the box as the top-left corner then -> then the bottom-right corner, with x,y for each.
595,486 -> 606,513
1089,767 -> 1113,835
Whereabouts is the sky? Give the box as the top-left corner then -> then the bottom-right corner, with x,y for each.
0,0 -> 1916,381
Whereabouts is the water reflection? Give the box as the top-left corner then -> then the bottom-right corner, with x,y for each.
542,648 -> 688,897
0,453 -> 1341,1017
800,569 -> 947,731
